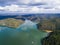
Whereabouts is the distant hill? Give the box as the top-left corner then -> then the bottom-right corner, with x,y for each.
0,13 -> 60,21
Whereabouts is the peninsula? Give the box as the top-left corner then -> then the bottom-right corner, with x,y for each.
0,18 -> 24,28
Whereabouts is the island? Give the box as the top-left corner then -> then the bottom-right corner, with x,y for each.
0,18 -> 24,28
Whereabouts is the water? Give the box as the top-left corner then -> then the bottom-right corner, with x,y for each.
0,20 -> 49,45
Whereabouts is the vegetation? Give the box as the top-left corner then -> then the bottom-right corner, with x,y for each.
42,30 -> 60,45
37,18 -> 60,45
0,18 -> 24,28
37,18 -> 60,30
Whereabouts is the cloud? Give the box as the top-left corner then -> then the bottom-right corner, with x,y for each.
0,4 -> 57,13
0,4 -> 30,12
0,0 -> 17,6
0,0 -> 60,13
0,0 -> 60,6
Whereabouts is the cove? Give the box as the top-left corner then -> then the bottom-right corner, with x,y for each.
0,20 -> 50,45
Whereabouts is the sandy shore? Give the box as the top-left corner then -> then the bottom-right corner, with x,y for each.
44,30 -> 53,33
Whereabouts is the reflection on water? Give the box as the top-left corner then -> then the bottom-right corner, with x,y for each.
0,20 -> 49,45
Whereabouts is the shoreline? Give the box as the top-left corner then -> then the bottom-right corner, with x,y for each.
43,30 -> 53,33
45,30 -> 53,32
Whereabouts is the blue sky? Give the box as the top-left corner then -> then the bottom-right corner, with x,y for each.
0,0 -> 60,14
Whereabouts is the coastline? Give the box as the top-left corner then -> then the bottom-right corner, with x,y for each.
41,31 -> 53,45
44,30 -> 53,33
40,30 -> 53,33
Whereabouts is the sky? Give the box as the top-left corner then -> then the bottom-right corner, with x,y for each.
0,0 -> 60,14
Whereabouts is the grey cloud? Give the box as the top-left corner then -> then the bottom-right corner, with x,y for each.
0,0 -> 17,6
0,0 -> 47,6
27,3 -> 46,6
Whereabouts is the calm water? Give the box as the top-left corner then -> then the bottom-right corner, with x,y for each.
0,20 -> 49,45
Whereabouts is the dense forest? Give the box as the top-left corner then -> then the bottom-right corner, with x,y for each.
37,17 -> 60,45
42,30 -> 60,45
